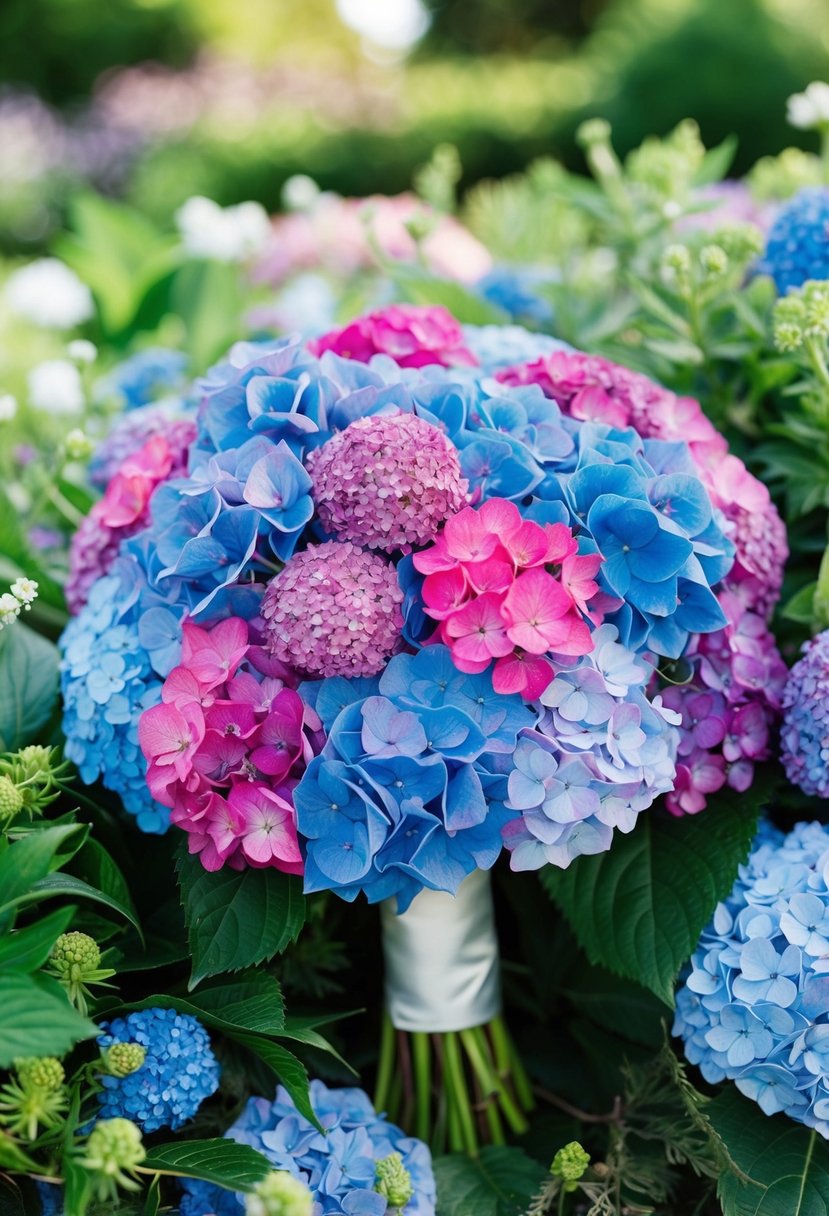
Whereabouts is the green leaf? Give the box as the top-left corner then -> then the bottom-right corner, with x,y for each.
139,1139 -> 271,1192
710,1088 -> 829,1215
171,261 -> 244,372
127,973 -> 286,1037
26,872 -> 141,934
0,490 -> 65,613
0,824 -> 88,919
395,271 -> 508,325
0,973 -> 97,1066
0,905 -> 76,972
781,582 -> 817,625
62,1157 -> 93,1216
433,1146 -> 547,1216
694,134 -> 738,185
67,840 -> 141,938
541,791 -> 765,1005
0,623 -> 60,753
177,851 -> 305,987
231,1032 -> 319,1129
0,1129 -> 40,1173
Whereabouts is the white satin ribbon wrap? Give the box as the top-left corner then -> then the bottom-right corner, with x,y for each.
380,869 -> 502,1033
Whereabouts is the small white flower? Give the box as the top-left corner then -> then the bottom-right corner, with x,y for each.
28,359 -> 84,414
68,339 -> 98,364
281,174 -> 320,213
0,592 -> 21,628
10,578 -> 38,607
4,258 -> 94,329
175,196 -> 271,263
788,82 -> 829,130
0,393 -> 18,422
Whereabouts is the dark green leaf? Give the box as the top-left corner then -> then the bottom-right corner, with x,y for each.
27,872 -> 141,934
67,840 -> 141,937
171,261 -> 244,372
61,1157 -> 93,1216
231,1032 -> 318,1129
139,1139 -> 270,1192
0,824 -> 88,918
127,973 -> 285,1037
0,973 -> 97,1066
177,851 -> 305,986
0,1130 -> 40,1173
433,1146 -> 547,1216
710,1088 -> 829,1215
542,790 -> 765,1004
0,905 -> 76,972
0,624 -> 60,753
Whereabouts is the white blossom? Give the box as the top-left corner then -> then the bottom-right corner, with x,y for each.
68,339 -> 98,364
788,82 -> 829,130
4,258 -> 94,329
175,196 -> 271,263
28,359 -> 85,414
10,577 -> 38,606
0,394 -> 18,422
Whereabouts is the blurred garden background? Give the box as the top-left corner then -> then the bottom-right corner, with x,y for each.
3,0 -> 829,251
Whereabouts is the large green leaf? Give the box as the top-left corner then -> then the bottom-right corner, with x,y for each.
127,973 -> 286,1037
26,872 -> 141,933
541,791 -> 763,1004
710,1088 -> 829,1215
66,839 -> 141,937
0,973 -> 97,1066
0,824 -> 88,919
0,905 -> 76,972
171,260 -> 244,372
0,623 -> 60,753
139,1139 -> 271,1192
433,1146 -> 547,1216
177,851 -> 305,986
231,1032 -> 318,1129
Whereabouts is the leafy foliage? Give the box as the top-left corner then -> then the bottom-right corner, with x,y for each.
0,625 -> 59,754
434,1145 -> 548,1216
139,1139 -> 271,1192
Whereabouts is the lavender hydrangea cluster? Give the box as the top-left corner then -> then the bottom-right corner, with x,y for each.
296,645 -> 536,910
89,408 -> 196,490
97,1008 -> 220,1132
759,186 -> 829,294
781,628 -> 829,797
674,821 -> 829,1134
179,1081 -> 436,1216
502,625 -> 680,869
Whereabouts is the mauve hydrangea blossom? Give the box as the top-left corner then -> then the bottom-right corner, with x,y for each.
502,624 -> 680,869
308,412 -> 468,553
759,186 -> 829,294
179,1081 -> 436,1216
140,617 -> 321,873
781,629 -> 829,798
90,408 -> 195,490
674,820 -> 829,1137
262,542 -> 403,679
67,432 -> 193,614
413,497 -> 601,700
309,305 -> 478,369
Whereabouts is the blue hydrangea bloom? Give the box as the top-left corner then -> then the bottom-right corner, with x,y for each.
179,1081 -> 436,1216
96,1009 -> 220,1133
95,347 -> 189,411
35,1182 -> 63,1216
295,646 -> 538,910
476,265 -> 556,325
674,820 -> 829,1136
759,187 -> 829,294
462,323 -> 568,372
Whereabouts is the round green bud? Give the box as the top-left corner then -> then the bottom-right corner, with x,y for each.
774,321 -> 805,353
51,932 -> 101,978
374,1153 -> 415,1210
577,118 -> 611,147
65,430 -> 94,461
699,244 -> 729,278
245,1171 -> 313,1216
104,1042 -> 146,1078
551,1141 -> 590,1191
17,745 -> 53,783
82,1117 -> 145,1178
0,775 -> 23,820
662,244 -> 692,274
15,1057 -> 65,1094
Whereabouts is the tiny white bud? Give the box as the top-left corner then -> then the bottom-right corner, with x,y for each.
68,339 -> 98,364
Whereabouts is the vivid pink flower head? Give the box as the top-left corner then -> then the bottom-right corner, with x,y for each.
261,541 -> 403,679
181,617 -> 249,690
230,782 -> 303,872
308,411 -> 468,552
309,304 -> 478,369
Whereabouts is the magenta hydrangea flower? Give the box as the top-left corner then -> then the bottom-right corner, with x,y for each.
309,304 -> 478,369
781,629 -> 829,798
308,412 -> 468,552
90,410 -> 196,490
261,541 -> 404,678
496,351 -> 788,619
66,431 -> 193,614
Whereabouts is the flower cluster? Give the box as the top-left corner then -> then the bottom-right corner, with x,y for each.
89,408 -> 195,490
0,577 -> 39,630
96,1008 -> 220,1132
140,616 -> 321,872
502,625 -> 680,868
67,431 -> 193,614
296,645 -> 535,909
309,305 -> 478,369
414,498 -> 601,699
95,347 -> 189,412
308,412 -> 468,553
674,821 -> 829,1137
759,186 -> 829,294
662,593 -> 787,815
179,1081 -> 435,1216
461,324 -> 567,374
781,629 -> 829,797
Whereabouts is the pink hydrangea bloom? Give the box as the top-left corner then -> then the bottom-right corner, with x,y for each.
308,304 -> 478,369
414,497 -> 601,700
261,541 -> 403,679
139,616 -> 321,874
496,351 -> 788,618
66,426 -> 195,614
308,411 -> 468,552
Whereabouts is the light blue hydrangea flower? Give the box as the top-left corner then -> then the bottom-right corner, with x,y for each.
759,187 -> 829,294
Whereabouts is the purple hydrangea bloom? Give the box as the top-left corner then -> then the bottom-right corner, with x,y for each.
782,629 -> 829,798
674,820 -> 829,1136
178,1081 -> 436,1216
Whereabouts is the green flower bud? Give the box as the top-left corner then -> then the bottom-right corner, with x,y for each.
577,118 -> 611,147
773,321 -> 803,352
773,294 -> 807,351
374,1153 -> 415,1210
699,244 -> 729,278
803,282 -> 829,337
65,429 -> 94,461
104,1042 -> 146,1078
0,775 -> 23,821
51,932 -> 101,977
551,1141 -> 590,1192
78,1118 -> 145,1202
16,745 -> 55,783
245,1171 -> 313,1216
15,1057 -> 65,1094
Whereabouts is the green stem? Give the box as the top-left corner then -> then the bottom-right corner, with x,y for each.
443,1032 -> 478,1156
490,1015 -> 534,1112
374,1013 -> 396,1114
461,1027 -> 529,1136
558,1185 -> 567,1216
412,1032 -> 431,1145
